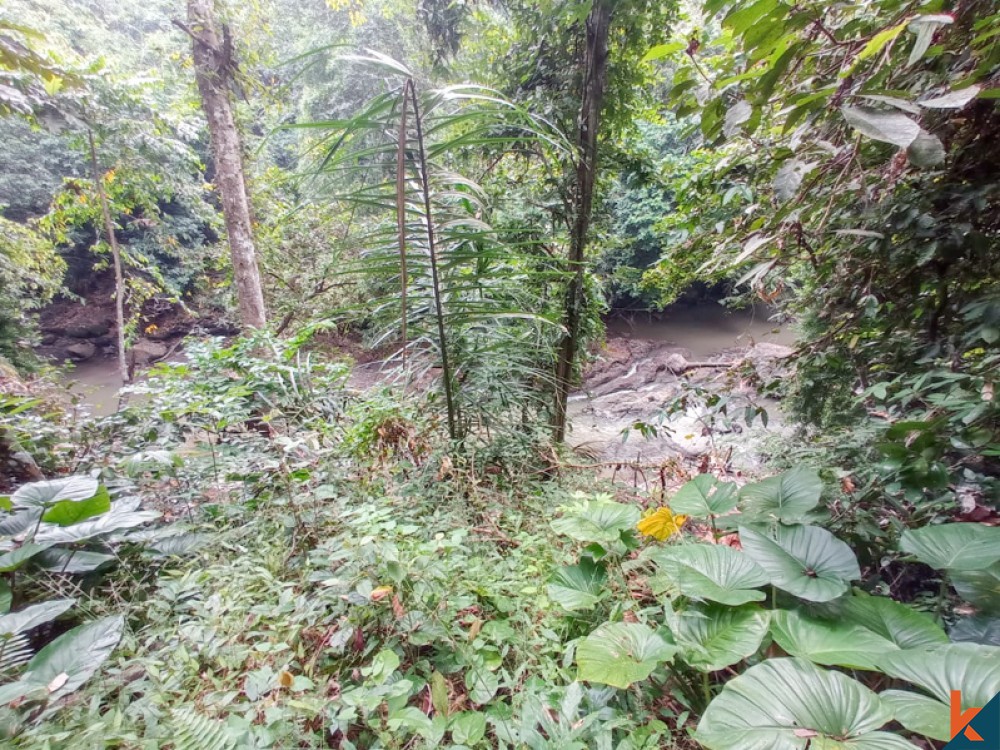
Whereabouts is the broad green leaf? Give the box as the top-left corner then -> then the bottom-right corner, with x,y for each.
919,85 -> 981,109
899,523 -> 1000,571
841,106 -> 921,147
739,466 -> 823,523
739,524 -> 860,602
18,615 -> 124,700
547,558 -> 608,612
840,592 -> 948,649
11,476 -> 99,508
907,14 -> 953,67
878,643 -> 1000,707
450,711 -> 487,744
723,100 -> 752,138
879,690 -> 950,742
0,599 -> 74,636
649,544 -> 770,606
952,562 -> 1000,612
551,500 -> 640,545
723,0 -> 779,35
0,579 -> 9,613
670,475 -> 738,518
671,602 -> 769,672
951,616 -> 1000,646
34,508 -> 160,544
856,21 -> 907,64
34,548 -> 116,574
465,667 -> 499,704
641,42 -> 684,62
41,486 -> 111,527
0,543 -> 53,572
576,622 -> 677,688
906,131 -> 946,168
770,609 -> 897,670
696,658 -> 915,750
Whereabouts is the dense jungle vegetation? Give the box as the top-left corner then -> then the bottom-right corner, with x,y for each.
0,0 -> 999,747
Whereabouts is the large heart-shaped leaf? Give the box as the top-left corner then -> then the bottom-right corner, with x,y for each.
547,558 -> 607,612
739,524 -> 860,602
11,477 -> 99,508
671,602 -> 769,672
0,599 -> 74,636
951,616 -> 1000,646
696,658 -> 916,750
770,609 -> 898,670
840,592 -> 948,649
669,475 -> 738,518
0,615 -> 124,703
0,543 -> 54,572
551,500 -> 640,545
34,506 -> 160,544
878,643 -> 1000,707
899,523 -> 1000,571
879,690 -> 950,742
648,544 -> 770,606
952,562 -> 1000,612
576,622 -> 677,689
738,466 -> 823,523
41,486 -> 111,527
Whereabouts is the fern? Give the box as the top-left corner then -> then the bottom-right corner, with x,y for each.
0,633 -> 32,674
170,707 -> 236,750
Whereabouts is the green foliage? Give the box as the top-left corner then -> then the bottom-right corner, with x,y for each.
0,217 -> 64,366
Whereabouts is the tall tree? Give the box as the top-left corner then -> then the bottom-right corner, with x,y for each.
181,0 -> 266,329
552,0 -> 613,443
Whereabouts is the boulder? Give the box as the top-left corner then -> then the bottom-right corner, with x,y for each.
130,339 -> 168,365
65,322 -> 111,339
65,342 -> 97,361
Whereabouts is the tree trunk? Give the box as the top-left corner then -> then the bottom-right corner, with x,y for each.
87,130 -> 129,385
552,0 -> 613,443
184,0 -> 266,329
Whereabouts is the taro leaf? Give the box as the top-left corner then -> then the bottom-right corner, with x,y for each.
696,657 -> 915,750
34,548 -> 116,574
0,508 -> 42,538
648,544 -> 770,606
899,523 -> 1000,571
952,562 -> 1000,612
14,615 -> 124,701
907,14 -> 954,67
41,486 -> 111,527
11,476 -> 99,508
878,644 -> 1000,709
670,475 -> 738,518
739,524 -> 860,602
576,622 -> 677,689
842,105 -> 921,147
770,609 -> 898,670
551,500 -> 640,545
0,599 -> 74,636
0,543 -> 54,572
0,579 -> 10,614
880,689 -> 950,742
34,507 -> 160,544
671,602 -> 769,672
840,592 -> 947,649
951,616 -> 1000,646
919,85 -> 981,109
547,558 -> 608,612
739,466 -> 823,523
907,131 -> 946,168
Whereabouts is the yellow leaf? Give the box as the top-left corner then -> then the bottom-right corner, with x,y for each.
278,670 -> 294,688
370,585 -> 393,602
637,507 -> 688,540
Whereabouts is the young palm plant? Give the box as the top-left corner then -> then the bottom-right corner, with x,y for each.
291,52 -> 571,442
